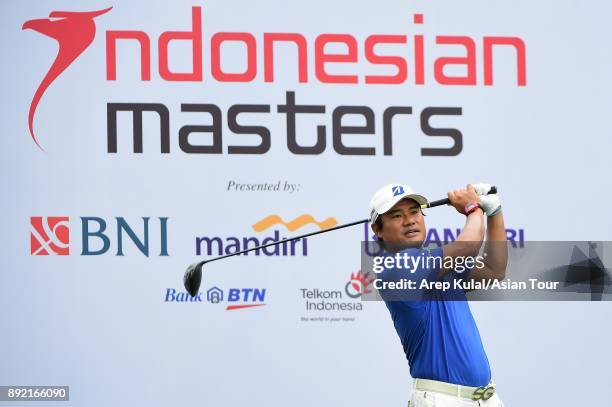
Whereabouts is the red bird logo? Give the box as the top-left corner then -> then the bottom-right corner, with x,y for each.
22,7 -> 112,150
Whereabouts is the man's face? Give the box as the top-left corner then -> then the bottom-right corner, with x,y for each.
372,199 -> 426,250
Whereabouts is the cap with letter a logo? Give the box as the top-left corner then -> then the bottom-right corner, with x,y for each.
368,184 -> 428,224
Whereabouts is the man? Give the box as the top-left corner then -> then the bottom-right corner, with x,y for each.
369,183 -> 507,406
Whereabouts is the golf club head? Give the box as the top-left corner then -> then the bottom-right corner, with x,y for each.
184,262 -> 203,297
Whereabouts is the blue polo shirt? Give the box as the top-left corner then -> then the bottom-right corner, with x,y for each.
378,246 -> 491,387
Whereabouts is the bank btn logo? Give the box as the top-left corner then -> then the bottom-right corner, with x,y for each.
165,286 -> 267,311
195,214 -> 337,257
30,216 -> 70,255
207,286 -> 223,303
23,7 -> 112,149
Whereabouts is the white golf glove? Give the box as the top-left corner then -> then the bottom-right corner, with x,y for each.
479,194 -> 502,216
473,183 -> 493,196
473,183 -> 502,216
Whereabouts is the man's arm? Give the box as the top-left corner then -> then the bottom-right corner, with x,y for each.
469,191 -> 508,282
469,210 -> 508,281
443,210 -> 484,259
441,185 -> 485,277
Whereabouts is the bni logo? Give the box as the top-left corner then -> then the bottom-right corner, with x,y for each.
29,216 -> 169,256
30,216 -> 70,255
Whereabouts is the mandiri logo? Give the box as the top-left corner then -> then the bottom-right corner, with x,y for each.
196,214 -> 337,257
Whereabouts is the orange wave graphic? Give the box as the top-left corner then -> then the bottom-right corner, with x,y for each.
252,214 -> 338,232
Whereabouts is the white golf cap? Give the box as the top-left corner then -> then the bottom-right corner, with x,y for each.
369,184 -> 428,224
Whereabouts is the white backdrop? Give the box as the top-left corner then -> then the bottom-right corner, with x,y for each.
2,1 -> 612,406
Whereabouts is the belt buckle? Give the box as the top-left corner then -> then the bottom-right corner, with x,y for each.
472,385 -> 495,401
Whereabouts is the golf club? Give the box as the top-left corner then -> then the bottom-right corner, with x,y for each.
183,186 -> 497,297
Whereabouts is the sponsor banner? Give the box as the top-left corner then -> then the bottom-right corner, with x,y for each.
3,2 -> 612,407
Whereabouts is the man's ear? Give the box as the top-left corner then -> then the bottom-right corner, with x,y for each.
371,222 -> 382,239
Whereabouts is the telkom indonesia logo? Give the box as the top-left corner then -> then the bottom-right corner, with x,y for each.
345,270 -> 375,298
22,7 -> 111,150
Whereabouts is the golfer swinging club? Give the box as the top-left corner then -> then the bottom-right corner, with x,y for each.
369,183 -> 507,406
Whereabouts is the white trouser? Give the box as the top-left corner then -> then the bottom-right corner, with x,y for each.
408,382 -> 505,407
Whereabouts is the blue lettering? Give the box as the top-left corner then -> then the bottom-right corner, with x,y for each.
242,237 -> 261,256
290,238 -> 307,256
242,288 -> 253,301
196,236 -> 223,256
506,229 -> 517,248
363,223 -> 383,256
116,217 -> 149,256
253,289 -> 266,302
262,231 -> 280,256
426,228 -> 441,246
443,228 -> 457,243
225,237 -> 240,254
159,217 -> 169,256
80,217 -> 110,255
165,288 -> 177,302
228,288 -> 241,302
